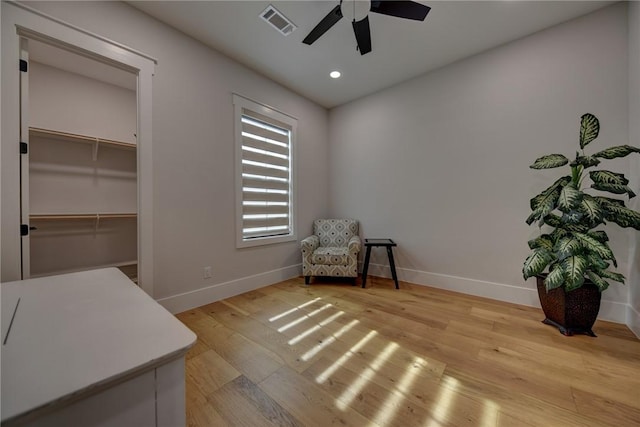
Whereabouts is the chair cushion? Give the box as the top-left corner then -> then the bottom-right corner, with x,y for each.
314,219 -> 358,247
311,247 -> 350,265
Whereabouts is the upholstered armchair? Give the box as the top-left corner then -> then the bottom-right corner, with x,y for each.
301,219 -> 361,284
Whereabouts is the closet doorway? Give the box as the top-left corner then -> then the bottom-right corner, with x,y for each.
20,38 -> 139,283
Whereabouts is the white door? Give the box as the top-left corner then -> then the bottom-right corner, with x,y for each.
19,37 -> 30,279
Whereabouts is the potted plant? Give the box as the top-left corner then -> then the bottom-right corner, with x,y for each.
523,113 -> 640,336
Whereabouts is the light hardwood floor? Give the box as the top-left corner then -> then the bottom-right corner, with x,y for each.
176,276 -> 640,427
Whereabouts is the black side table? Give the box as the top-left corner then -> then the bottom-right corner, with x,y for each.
361,239 -> 399,289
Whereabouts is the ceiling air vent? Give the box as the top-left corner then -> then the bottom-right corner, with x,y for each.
260,5 -> 296,36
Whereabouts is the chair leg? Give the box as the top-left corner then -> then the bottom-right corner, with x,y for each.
304,276 -> 310,285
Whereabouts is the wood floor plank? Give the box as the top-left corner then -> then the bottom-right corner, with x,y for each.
260,366 -> 379,427
186,381 -> 228,427
207,375 -> 302,427
443,366 -> 607,427
186,349 -> 241,397
199,301 -> 321,373
188,311 -> 285,383
209,332 -> 285,384
571,387 -> 640,426
176,275 -> 640,427
302,356 -> 442,427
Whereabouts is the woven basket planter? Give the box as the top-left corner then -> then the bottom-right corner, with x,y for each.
536,275 -> 601,337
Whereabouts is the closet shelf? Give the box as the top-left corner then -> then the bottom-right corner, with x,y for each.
30,213 -> 137,221
30,127 -> 136,150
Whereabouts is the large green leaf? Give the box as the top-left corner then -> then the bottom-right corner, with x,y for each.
558,184 -> 582,212
579,113 -> 599,149
527,188 -> 561,225
550,227 -> 568,244
554,236 -> 581,261
593,145 -> 640,160
590,170 -> 636,198
530,154 -> 569,170
570,155 -> 600,168
593,269 -> 626,284
594,196 -> 626,208
545,265 -> 565,291
574,232 -> 614,261
544,214 -> 587,233
587,230 -> 609,243
528,235 -> 553,251
560,214 -> 589,232
579,196 -> 603,224
586,252 -> 609,270
531,177 -> 572,210
592,182 -> 637,198
586,271 -> 609,292
523,248 -> 553,280
600,203 -> 640,230
530,184 -> 562,211
561,255 -> 587,290
590,170 -> 629,186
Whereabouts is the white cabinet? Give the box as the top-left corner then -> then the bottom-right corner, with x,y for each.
1,269 -> 196,427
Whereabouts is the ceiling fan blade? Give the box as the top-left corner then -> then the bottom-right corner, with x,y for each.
302,4 -> 343,45
352,16 -> 372,55
370,1 -> 431,21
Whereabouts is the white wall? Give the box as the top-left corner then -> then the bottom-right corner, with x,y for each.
30,62 -> 137,144
3,1 -> 330,311
329,3 -> 630,322
628,1 -> 640,336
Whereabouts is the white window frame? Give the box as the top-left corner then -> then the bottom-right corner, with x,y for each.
233,94 -> 297,248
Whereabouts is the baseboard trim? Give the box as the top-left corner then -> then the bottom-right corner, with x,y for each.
627,304 -> 640,338
156,264 -> 301,314
363,262 -> 628,324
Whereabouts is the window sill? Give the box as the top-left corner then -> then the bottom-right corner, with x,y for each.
236,233 -> 297,249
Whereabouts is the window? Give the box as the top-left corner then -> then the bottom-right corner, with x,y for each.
233,94 -> 296,248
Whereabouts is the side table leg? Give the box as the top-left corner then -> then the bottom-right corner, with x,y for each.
387,246 -> 399,289
361,246 -> 372,288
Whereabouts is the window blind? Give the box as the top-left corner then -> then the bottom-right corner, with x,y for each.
240,109 -> 292,240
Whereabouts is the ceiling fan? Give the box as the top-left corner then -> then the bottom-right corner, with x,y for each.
302,0 -> 431,55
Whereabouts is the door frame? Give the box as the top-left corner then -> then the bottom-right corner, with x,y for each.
1,1 -> 156,296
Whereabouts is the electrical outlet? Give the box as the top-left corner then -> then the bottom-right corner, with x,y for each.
203,266 -> 212,279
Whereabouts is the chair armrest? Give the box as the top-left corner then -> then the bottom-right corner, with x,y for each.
348,236 -> 361,254
301,235 -> 319,252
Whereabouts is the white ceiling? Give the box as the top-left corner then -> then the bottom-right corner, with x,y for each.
129,1 -> 612,108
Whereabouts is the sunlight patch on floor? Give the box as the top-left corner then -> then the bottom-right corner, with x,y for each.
425,376 -> 459,427
336,342 -> 399,410
481,400 -> 499,427
277,303 -> 332,332
370,356 -> 426,426
268,297 -> 321,322
288,311 -> 344,345
301,319 -> 359,361
316,330 -> 377,384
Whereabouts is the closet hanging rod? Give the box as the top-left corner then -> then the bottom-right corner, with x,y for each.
29,127 -> 136,150
30,213 -> 137,221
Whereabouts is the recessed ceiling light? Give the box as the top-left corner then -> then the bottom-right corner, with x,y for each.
330,71 -> 341,79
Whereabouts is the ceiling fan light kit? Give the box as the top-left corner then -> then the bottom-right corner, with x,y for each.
302,0 -> 431,55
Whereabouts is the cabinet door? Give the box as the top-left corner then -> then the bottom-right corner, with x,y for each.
26,371 -> 157,427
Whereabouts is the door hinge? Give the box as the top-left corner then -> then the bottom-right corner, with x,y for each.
19,60 -> 28,72
20,224 -> 29,236
20,142 -> 28,154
